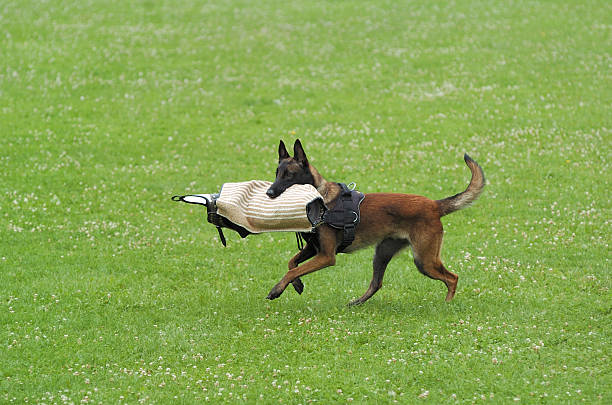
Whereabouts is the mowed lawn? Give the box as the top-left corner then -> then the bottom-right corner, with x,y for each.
1,0 -> 610,403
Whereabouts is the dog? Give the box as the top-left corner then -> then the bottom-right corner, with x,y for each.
265,139 -> 485,305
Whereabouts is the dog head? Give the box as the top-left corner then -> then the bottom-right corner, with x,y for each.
266,139 -> 315,198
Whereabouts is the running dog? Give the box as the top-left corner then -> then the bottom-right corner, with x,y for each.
265,140 -> 485,305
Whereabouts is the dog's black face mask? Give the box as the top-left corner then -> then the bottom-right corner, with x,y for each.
266,140 -> 315,199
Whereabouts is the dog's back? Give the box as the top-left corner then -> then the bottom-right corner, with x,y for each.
343,193 -> 441,253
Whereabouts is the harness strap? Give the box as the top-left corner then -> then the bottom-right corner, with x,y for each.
336,183 -> 358,252
295,232 -> 305,251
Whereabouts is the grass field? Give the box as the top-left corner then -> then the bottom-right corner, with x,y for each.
1,0 -> 610,403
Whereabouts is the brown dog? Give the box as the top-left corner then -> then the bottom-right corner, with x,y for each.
265,139 -> 485,305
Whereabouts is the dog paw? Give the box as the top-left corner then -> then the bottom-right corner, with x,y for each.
347,298 -> 364,307
292,278 -> 304,295
266,284 -> 285,300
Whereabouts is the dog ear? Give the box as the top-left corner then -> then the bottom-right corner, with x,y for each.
293,139 -> 308,166
278,140 -> 290,162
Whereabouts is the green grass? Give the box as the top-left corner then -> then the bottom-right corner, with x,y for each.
1,0 -> 610,403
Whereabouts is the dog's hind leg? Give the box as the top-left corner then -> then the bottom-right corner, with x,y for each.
413,258 -> 458,301
288,242 -> 317,294
348,238 -> 409,306
411,226 -> 458,301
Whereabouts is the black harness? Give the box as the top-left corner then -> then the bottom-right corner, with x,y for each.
322,183 -> 365,252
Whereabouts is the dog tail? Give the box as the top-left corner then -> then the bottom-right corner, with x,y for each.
437,154 -> 485,217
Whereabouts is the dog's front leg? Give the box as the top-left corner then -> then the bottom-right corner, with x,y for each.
289,242 -> 316,294
267,227 -> 337,300
267,252 -> 336,300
